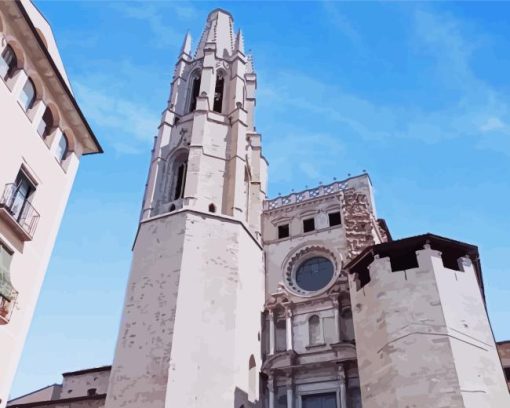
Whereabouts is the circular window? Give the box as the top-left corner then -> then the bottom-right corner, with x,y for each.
295,256 -> 334,292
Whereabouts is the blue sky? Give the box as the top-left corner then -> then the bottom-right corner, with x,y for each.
11,0 -> 510,399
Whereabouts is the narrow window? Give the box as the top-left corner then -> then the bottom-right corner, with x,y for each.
55,133 -> 69,163
174,160 -> 187,200
0,45 -> 17,80
37,107 -> 54,138
248,355 -> 256,402
19,78 -> 36,112
188,73 -> 201,113
303,217 -> 315,233
277,224 -> 289,239
213,71 -> 225,113
328,211 -> 341,227
275,319 -> 286,352
504,367 -> 510,381
244,168 -> 250,221
309,315 -> 321,345
208,203 -> 216,213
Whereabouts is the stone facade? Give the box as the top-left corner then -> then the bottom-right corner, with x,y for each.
0,2 -> 101,407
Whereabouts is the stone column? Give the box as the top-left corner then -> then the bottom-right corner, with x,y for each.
268,375 -> 275,408
286,375 -> 294,408
338,364 -> 347,408
269,310 -> 275,355
285,307 -> 293,351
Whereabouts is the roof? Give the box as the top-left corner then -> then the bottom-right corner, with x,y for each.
7,394 -> 106,408
62,365 -> 111,377
14,0 -> 103,155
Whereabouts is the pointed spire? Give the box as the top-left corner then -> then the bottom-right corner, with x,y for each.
180,31 -> 192,56
235,29 -> 245,54
195,9 -> 235,58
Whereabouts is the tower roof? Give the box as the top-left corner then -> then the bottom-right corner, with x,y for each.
195,8 -> 235,59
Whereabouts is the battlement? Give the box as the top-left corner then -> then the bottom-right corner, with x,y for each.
345,233 -> 483,294
263,173 -> 371,212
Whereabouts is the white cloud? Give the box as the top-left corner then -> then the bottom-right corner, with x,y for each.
74,79 -> 159,154
258,6 -> 510,155
480,117 -> 506,133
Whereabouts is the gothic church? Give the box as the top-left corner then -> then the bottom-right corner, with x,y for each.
7,8 -> 510,408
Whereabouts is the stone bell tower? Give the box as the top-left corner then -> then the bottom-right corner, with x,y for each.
105,9 -> 268,408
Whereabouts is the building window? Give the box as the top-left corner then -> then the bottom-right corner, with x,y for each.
8,172 -> 36,223
504,367 -> 510,381
301,392 -> 337,408
213,71 -> 225,113
173,160 -> 187,200
0,242 -> 16,324
308,315 -> 322,345
0,45 -> 17,80
37,107 -> 54,138
278,224 -> 289,239
328,211 -> 341,227
303,217 -> 315,233
87,388 -> 97,396
55,133 -> 69,163
248,355 -> 256,402
188,71 -> 201,113
209,203 -> 216,213
295,257 -> 334,292
19,78 -> 36,112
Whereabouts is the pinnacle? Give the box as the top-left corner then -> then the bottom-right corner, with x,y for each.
180,31 -> 192,56
235,29 -> 245,54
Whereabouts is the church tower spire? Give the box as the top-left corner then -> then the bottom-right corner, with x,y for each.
105,9 -> 267,408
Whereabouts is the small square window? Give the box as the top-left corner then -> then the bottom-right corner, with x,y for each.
328,212 -> 341,227
303,218 -> 315,233
278,224 -> 289,239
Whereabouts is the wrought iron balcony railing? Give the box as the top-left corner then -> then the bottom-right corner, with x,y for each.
0,183 -> 40,240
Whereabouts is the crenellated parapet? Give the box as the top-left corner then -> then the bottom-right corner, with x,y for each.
345,233 -> 510,408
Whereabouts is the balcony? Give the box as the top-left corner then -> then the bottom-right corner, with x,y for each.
0,183 -> 39,241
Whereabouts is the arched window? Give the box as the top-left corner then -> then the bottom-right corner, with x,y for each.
309,315 -> 321,345
19,78 -> 36,112
55,133 -> 68,163
37,107 -> 54,138
340,309 -> 354,342
188,71 -> 201,113
248,355 -> 256,401
173,159 -> 188,200
208,203 -> 216,213
0,45 -> 17,80
213,71 -> 225,113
